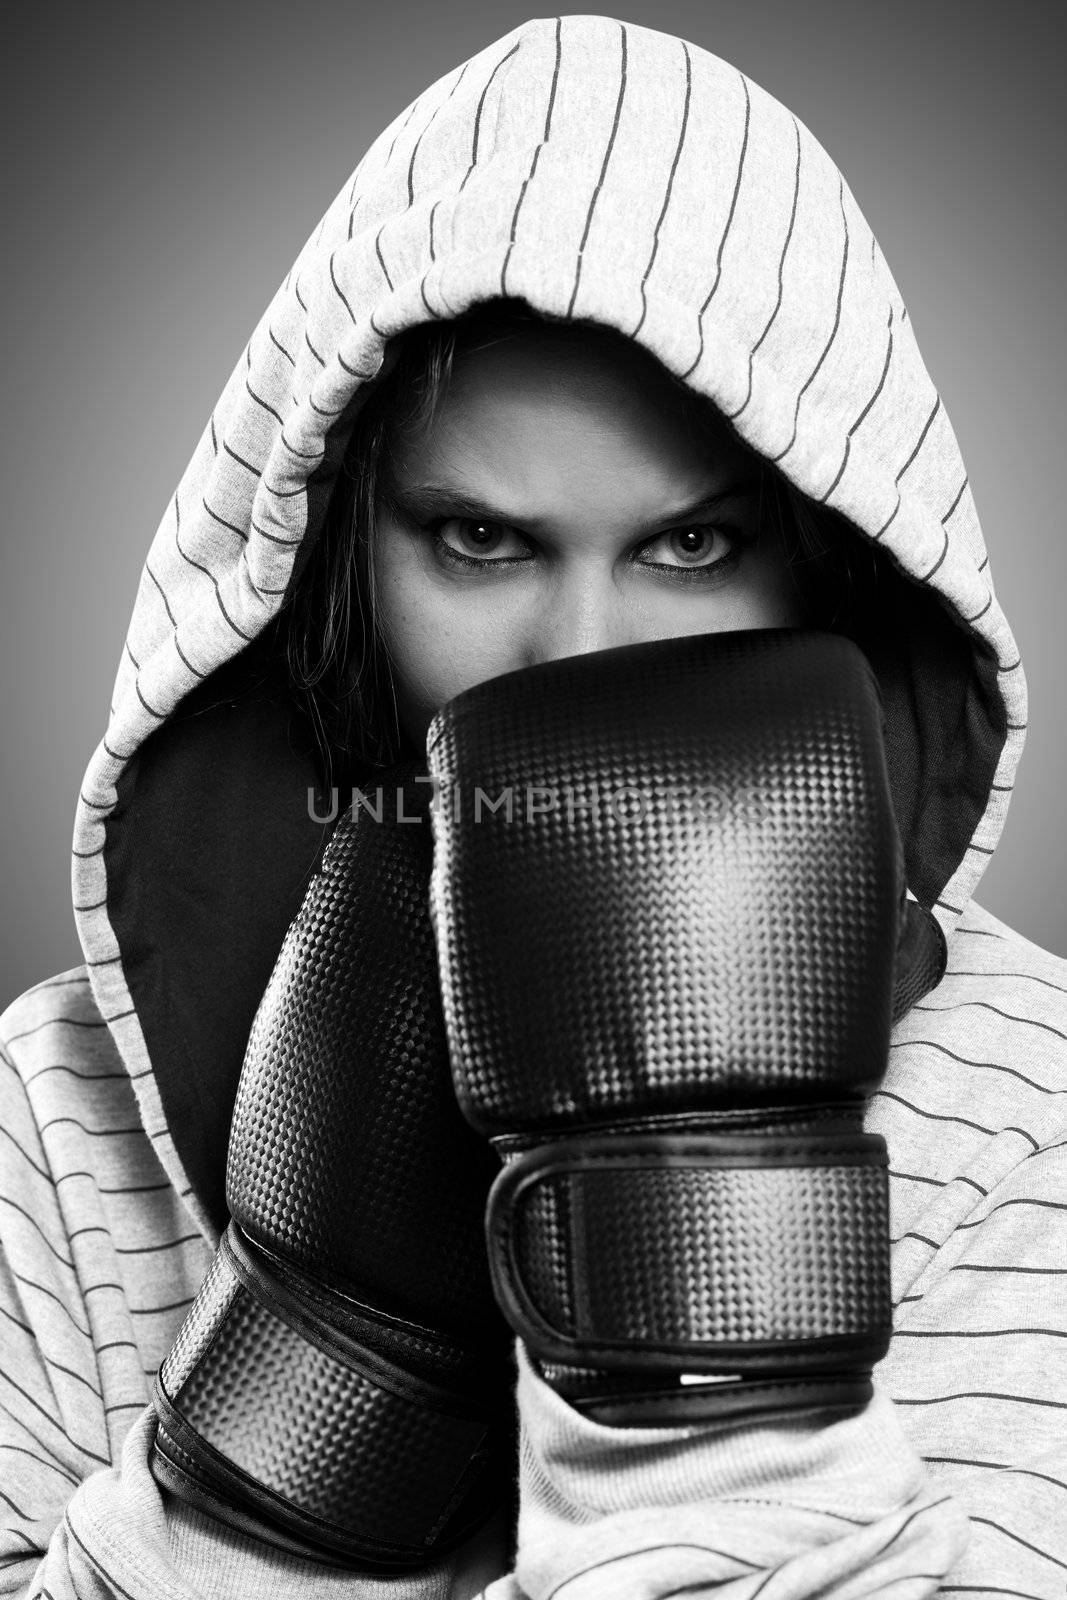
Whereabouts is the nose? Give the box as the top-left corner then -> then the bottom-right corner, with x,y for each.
522,569 -> 635,666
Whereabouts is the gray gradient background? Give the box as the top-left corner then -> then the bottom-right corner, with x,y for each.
3,1 -> 1065,1004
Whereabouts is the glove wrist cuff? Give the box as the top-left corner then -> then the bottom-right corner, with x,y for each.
153,1223 -> 509,1569
487,1130 -> 892,1384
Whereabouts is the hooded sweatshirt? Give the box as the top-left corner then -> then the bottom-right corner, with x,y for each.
1,15 -> 1064,1599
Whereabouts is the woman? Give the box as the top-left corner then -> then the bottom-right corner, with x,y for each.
1,15 -> 1063,1597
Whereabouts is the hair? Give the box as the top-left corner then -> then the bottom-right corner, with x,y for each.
269,299 -> 882,785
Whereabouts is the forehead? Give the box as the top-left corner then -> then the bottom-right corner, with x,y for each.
389,324 -> 752,492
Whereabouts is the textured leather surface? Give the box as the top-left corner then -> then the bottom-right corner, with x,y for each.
428,630 -> 926,1414
228,776 -> 501,1342
430,630 -> 903,1131
893,898 -> 948,1021
153,768 -> 513,1565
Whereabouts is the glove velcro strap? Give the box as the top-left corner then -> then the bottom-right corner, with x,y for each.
153,1226 -> 501,1568
487,1132 -> 892,1374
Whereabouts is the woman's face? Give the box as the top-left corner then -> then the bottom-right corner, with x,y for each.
374,326 -> 804,747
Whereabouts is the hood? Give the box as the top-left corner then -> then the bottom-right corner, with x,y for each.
71,14 -> 1025,1240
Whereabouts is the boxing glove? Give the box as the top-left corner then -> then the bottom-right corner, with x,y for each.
151,770 -> 514,1567
426,629 -> 945,1427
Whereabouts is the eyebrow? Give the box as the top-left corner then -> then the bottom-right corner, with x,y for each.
383,478 -> 762,530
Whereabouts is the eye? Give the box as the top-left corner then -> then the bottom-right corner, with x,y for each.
636,524 -> 739,572
433,518 -> 533,566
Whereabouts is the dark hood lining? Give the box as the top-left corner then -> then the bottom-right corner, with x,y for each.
103,570 -> 1004,1231
855,563 -> 1005,911
105,645 -> 335,1232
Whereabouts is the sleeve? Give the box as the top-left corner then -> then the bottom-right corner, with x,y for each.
867,925 -> 1067,1600
878,1131 -> 1067,1597
487,1349 -> 970,1600
0,1034 -> 126,1598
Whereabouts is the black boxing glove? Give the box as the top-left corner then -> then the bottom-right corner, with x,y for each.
426,630 -> 945,1428
150,771 -> 513,1568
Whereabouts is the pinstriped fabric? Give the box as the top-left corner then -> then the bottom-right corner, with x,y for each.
870,899 -> 1067,1595
0,970 -> 213,1594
